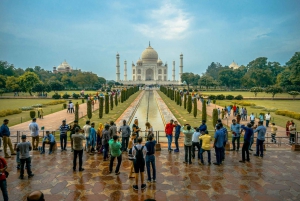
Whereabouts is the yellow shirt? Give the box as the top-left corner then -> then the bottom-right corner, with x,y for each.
271,125 -> 277,134
199,135 -> 211,150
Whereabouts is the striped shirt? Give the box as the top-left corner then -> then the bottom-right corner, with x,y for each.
60,124 -> 69,135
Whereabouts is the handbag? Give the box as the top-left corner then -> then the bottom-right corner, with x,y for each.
5,171 -> 9,178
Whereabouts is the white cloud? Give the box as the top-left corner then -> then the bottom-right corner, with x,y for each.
135,1 -> 192,40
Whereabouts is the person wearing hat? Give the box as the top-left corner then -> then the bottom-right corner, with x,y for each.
59,120 -> 69,151
0,119 -> 16,158
16,135 -> 34,179
29,118 -> 39,150
69,120 -> 81,152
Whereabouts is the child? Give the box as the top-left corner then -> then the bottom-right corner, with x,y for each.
128,133 -> 137,178
271,123 -> 277,143
199,130 -> 211,165
132,137 -> 147,190
145,135 -> 156,183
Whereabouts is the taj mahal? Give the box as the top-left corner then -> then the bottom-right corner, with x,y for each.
116,43 -> 183,85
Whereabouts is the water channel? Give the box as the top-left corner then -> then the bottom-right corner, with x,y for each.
129,90 -> 165,139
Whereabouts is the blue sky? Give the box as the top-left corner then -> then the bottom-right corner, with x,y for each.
1,0 -> 299,80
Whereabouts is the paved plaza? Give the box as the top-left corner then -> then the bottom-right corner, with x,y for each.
5,147 -> 300,201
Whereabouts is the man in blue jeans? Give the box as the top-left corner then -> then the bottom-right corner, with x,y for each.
253,121 -> 266,158
165,119 -> 175,152
213,125 -> 225,166
59,120 -> 69,151
145,135 -> 156,183
174,121 -> 181,152
230,119 -> 241,151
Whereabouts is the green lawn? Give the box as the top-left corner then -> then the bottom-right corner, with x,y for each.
216,99 -> 300,128
199,91 -> 293,98
1,90 -> 99,97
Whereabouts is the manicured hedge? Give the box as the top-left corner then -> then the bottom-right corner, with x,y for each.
0,109 -> 22,117
275,110 -> 300,120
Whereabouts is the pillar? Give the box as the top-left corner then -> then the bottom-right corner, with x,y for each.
172,61 -> 175,81
179,53 -> 183,83
116,53 -> 120,82
124,60 -> 127,81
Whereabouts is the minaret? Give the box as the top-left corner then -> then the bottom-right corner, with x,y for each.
172,61 -> 175,81
116,53 -> 120,82
124,60 -> 127,81
179,53 -> 183,83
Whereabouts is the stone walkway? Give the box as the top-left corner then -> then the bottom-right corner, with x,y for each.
5,148 -> 300,200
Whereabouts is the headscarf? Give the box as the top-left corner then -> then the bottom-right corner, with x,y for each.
97,123 -> 104,136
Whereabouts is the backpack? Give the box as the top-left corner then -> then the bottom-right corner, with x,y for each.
134,146 -> 144,162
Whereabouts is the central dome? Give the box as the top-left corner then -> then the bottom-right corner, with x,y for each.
141,45 -> 158,61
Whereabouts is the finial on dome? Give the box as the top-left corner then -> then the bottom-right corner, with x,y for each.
149,41 -> 150,47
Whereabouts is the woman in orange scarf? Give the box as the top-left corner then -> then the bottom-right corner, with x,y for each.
97,123 -> 104,153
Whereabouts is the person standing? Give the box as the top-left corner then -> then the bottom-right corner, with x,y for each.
132,137 -> 147,191
72,127 -> 86,171
70,101 -> 74,113
270,123 -> 277,143
119,120 -> 131,152
109,135 -> 122,175
198,120 -> 207,134
145,135 -> 156,183
0,119 -> 16,158
97,123 -> 104,153
265,113 -> 271,127
181,124 -> 195,164
289,122 -> 296,144
29,118 -> 39,150
132,119 -> 141,143
191,128 -> 201,159
89,123 -> 97,154
102,124 -> 110,161
145,122 -> 153,140
259,114 -> 264,124
69,120 -> 81,152
230,119 -> 241,151
213,124 -> 224,166
286,121 -> 290,136
83,121 -> 91,152
253,121 -> 266,158
59,120 -> 69,151
109,121 -> 117,138
250,113 -> 255,124
174,121 -> 181,152
199,130 -> 211,165
17,135 -> 34,179
217,108 -> 220,118
128,133 -> 137,178
0,156 -> 8,201
218,122 -> 228,162
240,123 -> 253,163
165,119 -> 175,152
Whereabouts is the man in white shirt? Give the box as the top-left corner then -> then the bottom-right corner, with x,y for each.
29,118 -> 39,150
83,121 -> 91,152
265,113 -> 271,127
191,128 -> 201,159
70,101 -> 74,113
250,113 -> 255,124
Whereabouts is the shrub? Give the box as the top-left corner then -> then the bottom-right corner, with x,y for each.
32,104 -> 43,108
193,98 -> 197,118
63,103 -> 67,109
187,95 -> 192,114
208,95 -> 216,100
0,109 -> 22,117
250,105 -> 265,109
72,93 -> 80,99
212,99 -> 216,104
275,110 -> 300,120
212,109 -> 218,127
234,95 -> 243,100
82,99 -> 84,103
87,100 -> 92,119
52,93 -> 61,99
29,110 -> 36,118
99,97 -> 104,119
105,94 -> 109,114
75,102 -> 79,121
262,108 -> 278,112
62,94 -> 70,99
216,94 -> 225,100
226,95 -> 234,100
232,101 -> 255,106
202,99 -> 207,121
20,107 -> 33,111
44,100 -> 65,105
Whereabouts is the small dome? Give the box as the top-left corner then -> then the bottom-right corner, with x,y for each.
57,61 -> 72,71
141,45 -> 158,61
136,58 -> 142,64
229,61 -> 239,70
157,58 -> 163,64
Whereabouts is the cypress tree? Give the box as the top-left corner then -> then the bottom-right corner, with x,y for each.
75,102 -> 79,121
115,93 -> 118,106
121,90 -> 124,103
99,97 -> 103,119
184,94 -> 187,109
87,100 -> 92,120
202,99 -> 207,122
212,109 -> 218,127
110,94 -> 113,110
193,98 -> 197,118
179,94 -> 182,106
177,91 -> 180,105
187,95 -> 192,114
105,94 -> 109,114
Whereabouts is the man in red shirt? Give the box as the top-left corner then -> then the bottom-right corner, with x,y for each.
0,156 -> 8,201
165,119 -> 175,152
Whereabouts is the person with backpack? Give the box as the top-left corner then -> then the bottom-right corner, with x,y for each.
145,135 -> 156,183
108,135 -> 122,175
132,137 -> 147,191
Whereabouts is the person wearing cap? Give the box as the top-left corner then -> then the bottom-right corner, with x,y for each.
69,120 -> 81,152
29,118 -> 39,150
16,135 -> 34,179
41,131 -> 56,154
59,120 -> 69,151
0,119 -> 16,158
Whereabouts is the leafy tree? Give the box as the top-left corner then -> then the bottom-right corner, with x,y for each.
277,70 -> 293,87
193,98 -> 197,118
286,52 -> 300,85
99,97 -> 104,118
32,83 -> 51,93
187,95 -> 192,114
198,74 -> 216,89
212,109 -> 218,127
49,81 -> 64,91
0,75 -> 6,89
265,86 -> 283,99
202,99 -> 207,122
18,72 -> 40,95
0,61 -> 15,76
250,87 -> 264,97
181,73 -> 199,90
105,94 -> 109,114
87,100 -> 92,120
205,62 -> 223,80
288,91 -> 300,100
